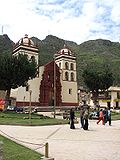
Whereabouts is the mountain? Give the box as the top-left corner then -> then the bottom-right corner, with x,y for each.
0,34 -> 120,86
31,35 -> 120,86
76,39 -> 120,86
0,34 -> 14,54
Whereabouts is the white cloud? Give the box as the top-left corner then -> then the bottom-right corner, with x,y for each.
0,0 -> 120,44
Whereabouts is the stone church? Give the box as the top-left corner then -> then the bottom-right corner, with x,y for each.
11,35 -> 78,108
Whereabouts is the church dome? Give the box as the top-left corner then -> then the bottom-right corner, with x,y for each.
58,44 -> 72,56
18,34 -> 34,46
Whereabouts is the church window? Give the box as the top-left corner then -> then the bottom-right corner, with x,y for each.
70,63 -> 74,70
65,72 -> 69,81
68,50 -> 70,55
71,72 -> 74,81
69,89 -> 72,94
65,62 -> 69,70
59,62 -> 61,68
31,56 -> 35,61
26,84 -> 30,91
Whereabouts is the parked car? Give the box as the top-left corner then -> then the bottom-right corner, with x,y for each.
7,105 -> 15,111
89,111 -> 99,120
15,107 -> 24,113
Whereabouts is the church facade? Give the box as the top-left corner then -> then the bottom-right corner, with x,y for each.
11,35 -> 78,108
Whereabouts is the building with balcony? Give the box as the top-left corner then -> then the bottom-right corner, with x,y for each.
91,87 -> 120,109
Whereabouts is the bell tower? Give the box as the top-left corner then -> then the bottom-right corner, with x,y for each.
55,45 -> 78,106
12,34 -> 39,65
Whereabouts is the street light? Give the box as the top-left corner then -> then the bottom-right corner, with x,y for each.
23,96 -> 25,107
53,55 -> 56,118
29,90 -> 32,123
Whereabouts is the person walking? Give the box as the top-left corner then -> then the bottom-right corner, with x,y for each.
103,107 -> 108,124
97,109 -> 104,125
70,108 -> 75,129
80,106 -> 85,128
108,109 -> 111,126
83,106 -> 89,130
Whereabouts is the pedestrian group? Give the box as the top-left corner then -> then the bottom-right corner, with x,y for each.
97,107 -> 111,126
69,103 -> 112,130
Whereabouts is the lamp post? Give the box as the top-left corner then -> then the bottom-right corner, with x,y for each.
23,96 -> 25,107
53,55 -> 56,118
29,90 -> 32,123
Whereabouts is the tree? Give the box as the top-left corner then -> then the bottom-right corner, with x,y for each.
0,53 -> 37,104
82,62 -> 114,105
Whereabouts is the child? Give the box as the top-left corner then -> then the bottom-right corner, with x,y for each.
97,109 -> 104,125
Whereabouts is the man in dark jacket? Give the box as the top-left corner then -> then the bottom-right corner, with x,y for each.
80,106 -> 85,128
70,108 -> 75,129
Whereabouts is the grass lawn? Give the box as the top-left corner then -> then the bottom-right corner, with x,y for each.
0,112 -> 69,159
0,110 -> 120,160
0,134 -> 42,160
111,112 -> 120,120
0,111 -> 69,126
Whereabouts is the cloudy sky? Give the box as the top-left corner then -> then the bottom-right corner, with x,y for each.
0,0 -> 120,44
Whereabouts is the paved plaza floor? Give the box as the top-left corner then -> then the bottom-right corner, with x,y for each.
0,119 -> 120,160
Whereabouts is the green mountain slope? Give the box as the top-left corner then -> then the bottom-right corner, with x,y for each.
0,34 -> 120,86
76,39 -> 120,86
0,34 -> 14,54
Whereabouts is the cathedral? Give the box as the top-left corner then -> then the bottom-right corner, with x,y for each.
11,35 -> 78,108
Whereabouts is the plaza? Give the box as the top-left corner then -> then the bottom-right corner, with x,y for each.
0,119 -> 120,160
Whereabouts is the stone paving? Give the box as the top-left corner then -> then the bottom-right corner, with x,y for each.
0,119 -> 120,160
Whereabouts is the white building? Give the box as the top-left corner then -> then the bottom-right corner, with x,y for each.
99,86 -> 120,109
11,35 -> 78,108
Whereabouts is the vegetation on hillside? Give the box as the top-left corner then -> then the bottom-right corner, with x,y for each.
1,34 -> 120,87
0,34 -> 14,54
32,36 -> 120,87
82,62 -> 114,104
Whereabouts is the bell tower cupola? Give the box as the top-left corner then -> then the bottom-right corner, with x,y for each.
12,34 -> 39,65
